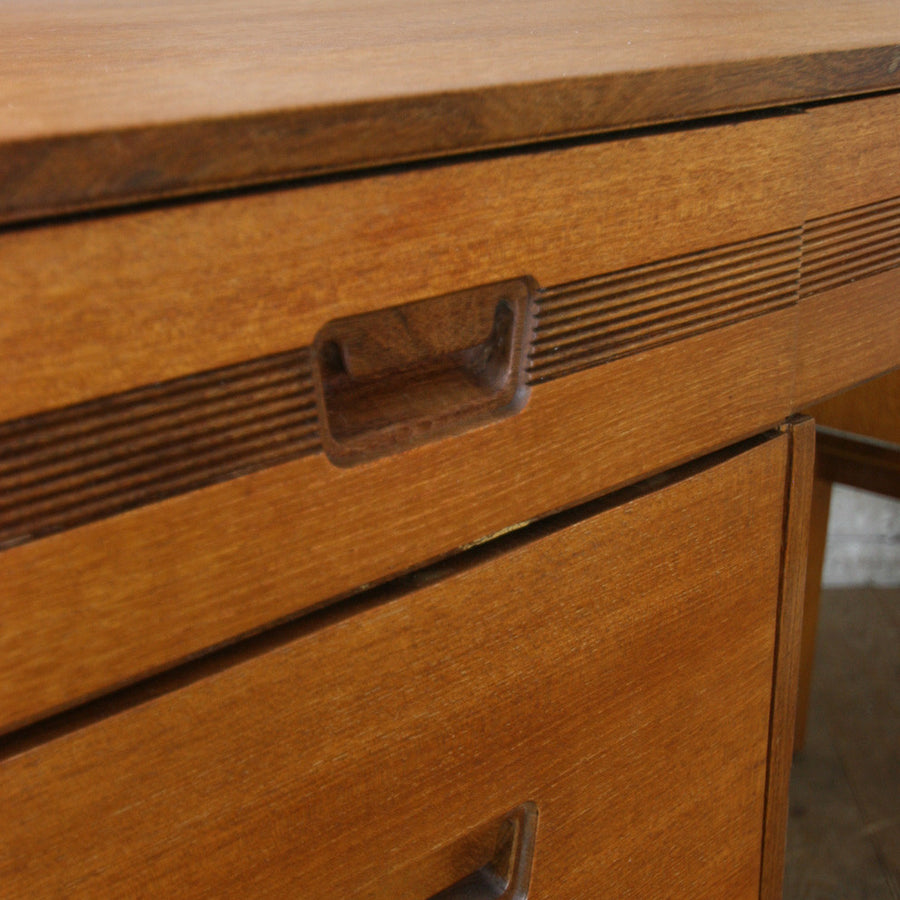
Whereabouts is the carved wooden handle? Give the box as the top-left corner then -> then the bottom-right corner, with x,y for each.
429,803 -> 538,900
313,279 -> 532,465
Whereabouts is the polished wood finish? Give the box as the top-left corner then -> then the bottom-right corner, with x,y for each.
806,95 -> 900,220
0,349 -> 320,551
795,274 -> 900,408
2,2 -> 900,225
2,11 -> 899,894
0,114 -> 804,424
796,94 -> 900,407
0,215 -> 800,554
760,418 -> 815,900
313,279 -> 530,466
0,435 -> 791,899
5,96 -> 899,426
801,197 -> 900,298
528,229 -> 799,383
2,86 -> 899,738
794,477 -> 832,752
814,429 -> 900,500
0,314 -> 796,735
807,369 -> 900,446
0,109 -> 807,734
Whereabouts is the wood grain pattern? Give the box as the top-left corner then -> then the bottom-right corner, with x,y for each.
4,180 -> 898,552
0,30 -> 895,896
794,477 -> 832,753
0,1 -> 898,224
806,368 -> 900,446
5,174 -> 899,549
0,349 -> 318,550
801,196 -> 900,298
313,278 -> 531,466
0,434 -> 790,899
806,94 -> 900,221
794,270 -> 900,408
0,219 -> 802,548
760,417 -> 815,900
5,173 -> 898,551
10,97 -> 900,428
0,113 -> 804,425
529,228 -> 800,382
1,90 -> 898,738
0,311 -> 797,736
796,93 -> 900,405
813,429 -> 900,500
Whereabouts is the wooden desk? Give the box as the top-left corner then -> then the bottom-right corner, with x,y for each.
1,3 -> 899,897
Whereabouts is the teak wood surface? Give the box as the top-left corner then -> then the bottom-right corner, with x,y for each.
0,435 -> 792,899
794,476 -> 835,757
0,316 -> 797,735
0,113 -> 807,732
760,418 -> 815,900
3,93 -> 900,733
0,113 -> 804,423
795,95 -> 900,407
1,10 -> 898,896
2,1 -> 900,224
806,369 -> 900,446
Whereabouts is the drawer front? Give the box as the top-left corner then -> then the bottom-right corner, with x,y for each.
796,93 -> 900,405
0,113 -> 804,733
2,433 -> 792,898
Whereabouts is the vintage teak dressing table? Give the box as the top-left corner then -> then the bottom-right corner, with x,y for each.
1,3 -> 899,897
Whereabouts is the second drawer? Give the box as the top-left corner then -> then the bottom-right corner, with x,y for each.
1,432 -> 792,898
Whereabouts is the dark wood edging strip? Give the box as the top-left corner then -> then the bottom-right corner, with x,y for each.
1,195 -> 899,550
0,348 -> 320,550
528,229 -> 801,383
801,195 -> 900,296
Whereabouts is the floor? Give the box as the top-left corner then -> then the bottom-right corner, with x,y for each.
784,587 -> 900,899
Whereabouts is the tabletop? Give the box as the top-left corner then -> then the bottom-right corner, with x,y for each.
3,0 -> 900,223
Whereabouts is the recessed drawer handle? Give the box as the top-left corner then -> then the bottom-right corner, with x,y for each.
312,279 -> 532,465
430,802 -> 538,900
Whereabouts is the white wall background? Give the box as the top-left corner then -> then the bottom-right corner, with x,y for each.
822,486 -> 900,587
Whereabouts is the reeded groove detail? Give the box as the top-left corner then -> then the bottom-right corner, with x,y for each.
0,349 -> 321,550
802,195 -> 900,297
6,194 -> 900,550
528,229 -> 801,383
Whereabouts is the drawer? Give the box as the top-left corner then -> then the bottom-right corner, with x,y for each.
0,113 -> 804,734
1,431 -> 803,898
796,93 -> 900,405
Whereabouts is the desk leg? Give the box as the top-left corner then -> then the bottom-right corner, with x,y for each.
761,417 -> 815,900
794,476 -> 832,753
